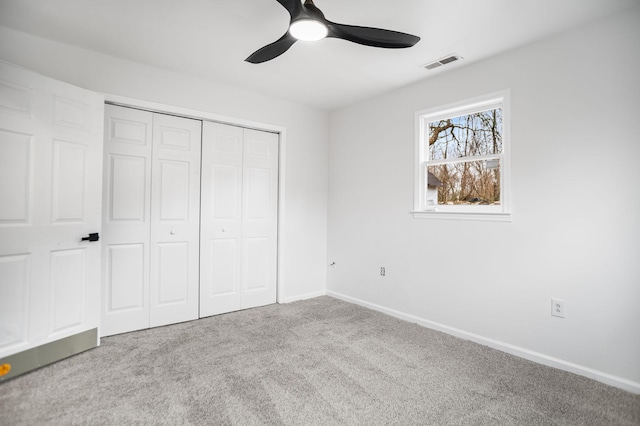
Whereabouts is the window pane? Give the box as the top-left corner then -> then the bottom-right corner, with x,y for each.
428,108 -> 502,161
427,159 -> 501,206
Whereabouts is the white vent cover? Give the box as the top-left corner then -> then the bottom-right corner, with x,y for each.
424,54 -> 463,70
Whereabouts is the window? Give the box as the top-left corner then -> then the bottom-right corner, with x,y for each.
413,90 -> 511,221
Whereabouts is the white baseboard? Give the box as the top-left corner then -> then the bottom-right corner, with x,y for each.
279,290 -> 327,304
327,290 -> 640,395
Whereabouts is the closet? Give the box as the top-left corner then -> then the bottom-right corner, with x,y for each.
101,105 -> 201,336
101,106 -> 279,336
199,122 -> 279,317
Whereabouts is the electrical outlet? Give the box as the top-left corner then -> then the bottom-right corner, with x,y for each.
380,267 -> 386,277
551,298 -> 565,318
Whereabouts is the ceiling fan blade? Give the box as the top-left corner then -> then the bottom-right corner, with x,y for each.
327,22 -> 420,48
275,0 -> 302,17
245,32 -> 297,64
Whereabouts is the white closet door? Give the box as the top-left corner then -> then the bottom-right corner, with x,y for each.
0,61 -> 104,358
101,105 -> 153,336
101,105 -> 201,336
149,113 -> 201,327
241,129 -> 279,309
200,122 -> 278,317
200,122 -> 243,316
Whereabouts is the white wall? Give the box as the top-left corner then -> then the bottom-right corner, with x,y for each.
0,26 -> 329,303
327,7 -> 640,392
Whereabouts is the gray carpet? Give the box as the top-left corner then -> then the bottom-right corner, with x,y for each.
1,296 -> 638,425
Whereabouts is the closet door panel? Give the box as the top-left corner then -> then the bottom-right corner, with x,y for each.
200,122 -> 243,317
241,129 -> 278,309
157,160 -> 190,220
200,123 -> 278,317
101,105 -> 152,337
244,237 -> 269,291
106,243 -> 145,311
208,238 -> 238,296
108,154 -> 147,222
212,165 -> 241,219
156,242 -> 189,304
149,113 -> 201,328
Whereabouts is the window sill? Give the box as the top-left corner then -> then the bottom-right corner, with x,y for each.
411,210 -> 512,222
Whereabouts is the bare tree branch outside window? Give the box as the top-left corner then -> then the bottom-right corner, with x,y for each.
427,108 -> 502,205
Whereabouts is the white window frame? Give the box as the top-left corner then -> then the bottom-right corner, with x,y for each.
413,90 -> 511,221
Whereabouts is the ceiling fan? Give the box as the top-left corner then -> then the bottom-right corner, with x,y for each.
246,0 -> 420,63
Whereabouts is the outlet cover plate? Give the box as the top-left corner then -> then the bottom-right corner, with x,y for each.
551,298 -> 565,318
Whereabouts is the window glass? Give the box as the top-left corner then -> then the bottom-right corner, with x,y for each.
428,108 -> 503,160
427,159 -> 500,206
414,91 -> 510,219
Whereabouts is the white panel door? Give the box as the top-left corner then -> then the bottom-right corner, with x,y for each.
101,105 -> 201,336
200,122 -> 278,317
200,122 -> 243,316
0,61 -> 104,358
101,105 -> 152,336
149,113 -> 201,327
241,129 -> 278,309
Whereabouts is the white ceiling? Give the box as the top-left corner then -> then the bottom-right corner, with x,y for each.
0,0 -> 636,110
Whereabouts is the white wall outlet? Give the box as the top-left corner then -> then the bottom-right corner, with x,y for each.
380,267 -> 386,277
551,298 -> 565,318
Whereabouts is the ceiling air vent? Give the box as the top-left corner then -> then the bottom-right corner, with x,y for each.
424,54 -> 462,70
